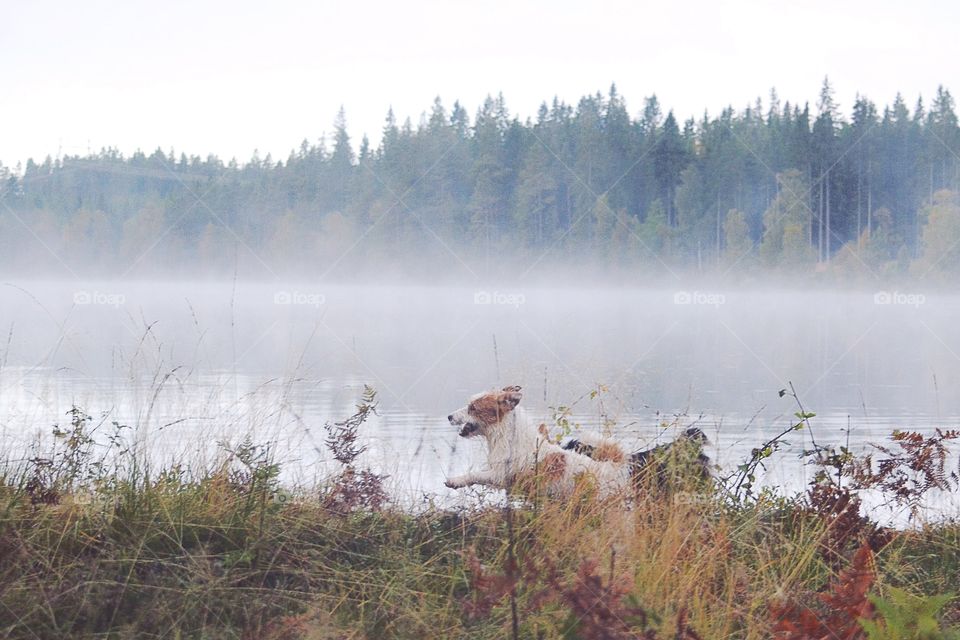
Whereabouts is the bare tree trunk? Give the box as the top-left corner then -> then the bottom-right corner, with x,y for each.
716,199 -> 721,265
808,163 -> 814,246
857,154 -> 863,250
818,178 -> 824,262
826,175 -> 831,263
867,156 -> 873,237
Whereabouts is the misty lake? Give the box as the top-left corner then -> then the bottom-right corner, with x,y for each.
2,280 -> 959,518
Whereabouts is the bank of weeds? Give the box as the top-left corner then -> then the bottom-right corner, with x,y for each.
1,389 -> 958,639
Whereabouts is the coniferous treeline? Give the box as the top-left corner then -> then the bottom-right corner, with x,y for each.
1,79 -> 959,279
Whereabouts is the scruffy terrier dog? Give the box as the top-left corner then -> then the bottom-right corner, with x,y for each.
445,386 -> 709,498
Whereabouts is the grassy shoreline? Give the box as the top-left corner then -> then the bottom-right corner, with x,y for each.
2,393 -> 959,639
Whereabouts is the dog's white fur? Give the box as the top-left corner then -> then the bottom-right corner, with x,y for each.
445,386 -> 631,497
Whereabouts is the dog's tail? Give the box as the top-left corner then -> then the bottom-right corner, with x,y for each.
561,432 -> 626,464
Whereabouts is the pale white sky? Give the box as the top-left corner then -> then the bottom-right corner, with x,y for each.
2,0 -> 958,168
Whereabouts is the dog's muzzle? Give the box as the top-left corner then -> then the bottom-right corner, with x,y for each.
449,412 -> 480,438
458,422 -> 480,438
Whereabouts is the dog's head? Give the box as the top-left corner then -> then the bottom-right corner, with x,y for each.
447,386 -> 523,438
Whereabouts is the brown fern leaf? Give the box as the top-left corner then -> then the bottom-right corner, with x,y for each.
556,558 -> 651,640
460,547 -> 518,620
771,543 -> 875,640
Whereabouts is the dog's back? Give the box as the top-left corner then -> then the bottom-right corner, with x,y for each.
564,427 -> 711,488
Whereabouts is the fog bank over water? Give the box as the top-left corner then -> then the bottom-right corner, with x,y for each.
0,278 -> 956,430
0,277 -> 958,521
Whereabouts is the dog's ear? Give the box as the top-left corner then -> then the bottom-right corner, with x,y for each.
499,386 -> 522,410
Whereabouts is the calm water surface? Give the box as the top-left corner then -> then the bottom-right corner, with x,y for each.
1,281 -> 958,519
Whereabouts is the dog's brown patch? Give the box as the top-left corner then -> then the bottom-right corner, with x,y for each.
468,387 -> 523,426
468,393 -> 505,425
542,451 -> 567,481
593,442 -> 625,464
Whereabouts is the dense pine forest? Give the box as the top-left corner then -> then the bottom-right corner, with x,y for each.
2,79 -> 959,280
